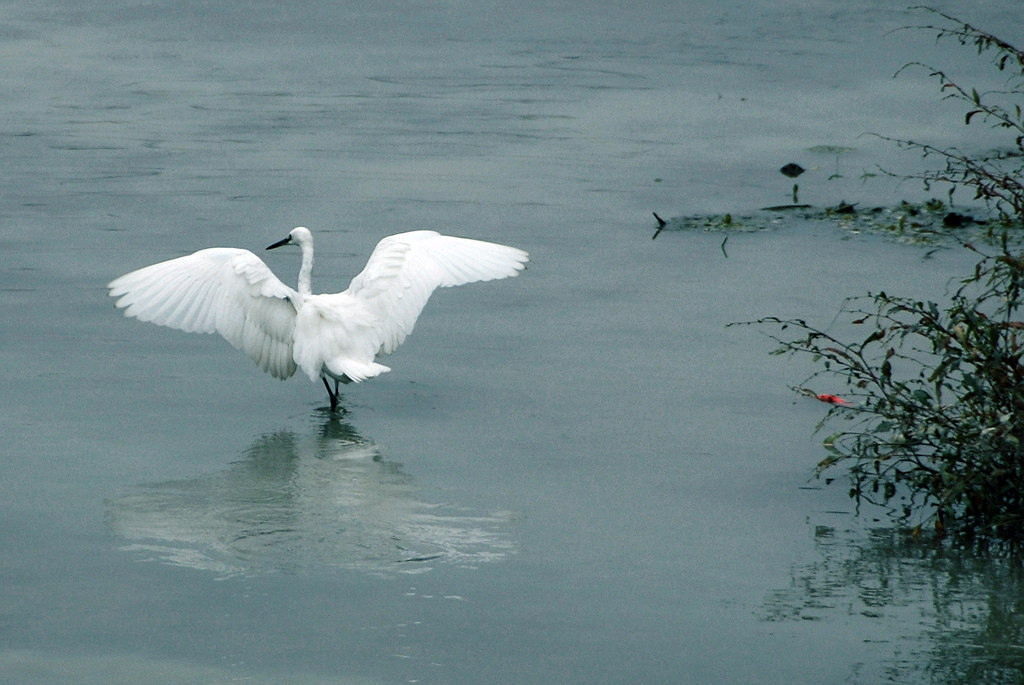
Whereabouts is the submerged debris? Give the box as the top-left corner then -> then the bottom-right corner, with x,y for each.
828,200 -> 857,215
780,163 -> 805,178
652,211 -> 668,239
762,204 -> 812,211
942,212 -> 974,228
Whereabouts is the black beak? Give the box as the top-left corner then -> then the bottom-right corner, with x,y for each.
266,236 -> 292,250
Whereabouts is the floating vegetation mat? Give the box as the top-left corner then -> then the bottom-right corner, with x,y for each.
651,200 -> 1020,247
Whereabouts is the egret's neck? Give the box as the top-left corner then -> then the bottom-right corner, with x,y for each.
297,244 -> 313,295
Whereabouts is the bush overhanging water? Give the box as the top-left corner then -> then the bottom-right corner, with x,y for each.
749,239 -> 1024,542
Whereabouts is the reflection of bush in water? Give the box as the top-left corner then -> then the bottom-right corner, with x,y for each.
762,525 -> 1024,683
107,423 -> 516,578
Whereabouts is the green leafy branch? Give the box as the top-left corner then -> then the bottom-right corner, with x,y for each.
741,239 -> 1024,544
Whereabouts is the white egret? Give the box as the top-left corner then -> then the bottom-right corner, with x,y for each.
108,227 -> 529,411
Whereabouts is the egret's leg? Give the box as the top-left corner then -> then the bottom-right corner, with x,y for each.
321,376 -> 338,412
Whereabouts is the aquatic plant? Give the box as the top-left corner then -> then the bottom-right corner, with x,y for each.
881,7 -> 1024,225
745,238 -> 1024,545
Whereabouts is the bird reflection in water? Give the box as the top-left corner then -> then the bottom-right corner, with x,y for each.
106,417 -> 515,578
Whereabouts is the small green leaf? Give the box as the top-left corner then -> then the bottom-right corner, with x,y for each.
822,433 -> 843,451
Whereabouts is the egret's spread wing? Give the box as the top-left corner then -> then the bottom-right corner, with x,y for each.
108,248 -> 299,379
344,231 -> 529,355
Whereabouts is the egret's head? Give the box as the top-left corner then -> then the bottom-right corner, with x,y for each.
267,226 -> 313,251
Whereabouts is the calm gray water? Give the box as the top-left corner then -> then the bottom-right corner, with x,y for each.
4,1 -> 1024,683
